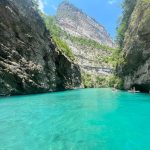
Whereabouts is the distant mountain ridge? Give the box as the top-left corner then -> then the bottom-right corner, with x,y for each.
56,1 -> 114,47
43,1 -> 117,87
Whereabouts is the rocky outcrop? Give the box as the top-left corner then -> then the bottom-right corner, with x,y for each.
65,39 -> 113,75
0,0 -> 81,95
118,0 -> 150,92
54,2 -> 114,76
56,1 -> 114,47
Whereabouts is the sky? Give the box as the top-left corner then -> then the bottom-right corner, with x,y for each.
38,0 -> 123,39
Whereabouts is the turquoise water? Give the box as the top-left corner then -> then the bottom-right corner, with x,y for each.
0,88 -> 150,150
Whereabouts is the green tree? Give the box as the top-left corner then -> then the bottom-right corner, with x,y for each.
42,15 -> 75,61
117,0 -> 137,48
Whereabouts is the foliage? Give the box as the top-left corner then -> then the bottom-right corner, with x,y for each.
116,0 -> 137,48
81,72 -> 123,89
113,0 -> 138,73
43,15 -> 115,52
40,13 -> 124,88
107,75 -> 123,89
53,36 -> 75,61
43,15 -> 116,62
108,48 -> 125,67
81,73 -> 94,88
44,16 -> 64,37
81,73 -> 107,88
68,36 -> 115,52
32,0 -> 43,12
96,47 -> 125,68
42,15 -> 75,61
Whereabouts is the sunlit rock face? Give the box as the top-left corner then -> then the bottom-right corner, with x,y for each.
55,2 -> 114,76
118,0 -> 150,92
56,1 -> 114,47
0,0 -> 81,95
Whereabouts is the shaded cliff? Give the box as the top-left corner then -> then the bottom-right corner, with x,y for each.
0,0 -> 81,95
118,0 -> 150,92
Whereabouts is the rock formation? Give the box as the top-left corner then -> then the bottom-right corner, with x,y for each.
55,1 -> 114,76
56,1 -> 114,47
118,0 -> 150,92
0,0 -> 81,95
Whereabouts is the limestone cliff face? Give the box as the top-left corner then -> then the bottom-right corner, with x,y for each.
118,0 -> 150,92
54,2 -> 113,76
0,0 -> 81,95
56,1 -> 114,47
65,39 -> 113,75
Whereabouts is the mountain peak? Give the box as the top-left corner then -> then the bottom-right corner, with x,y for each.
58,1 -> 82,14
59,1 -> 75,7
60,1 -> 71,5
56,2 -> 114,47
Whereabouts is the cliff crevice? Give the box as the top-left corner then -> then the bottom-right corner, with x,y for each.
0,0 -> 81,95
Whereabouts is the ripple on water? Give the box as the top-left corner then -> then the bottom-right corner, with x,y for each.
0,88 -> 150,150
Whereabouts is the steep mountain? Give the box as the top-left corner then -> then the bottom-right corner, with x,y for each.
51,1 -> 115,81
0,0 -> 81,95
56,1 -> 114,47
117,0 -> 150,92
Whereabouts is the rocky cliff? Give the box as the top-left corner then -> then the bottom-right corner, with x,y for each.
0,0 -> 81,95
118,0 -> 150,92
53,2 -> 114,77
56,1 -> 114,47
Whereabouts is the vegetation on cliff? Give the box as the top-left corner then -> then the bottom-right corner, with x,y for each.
52,36 -> 75,61
117,0 -> 137,48
43,15 -> 75,61
116,0 -> 150,92
39,2 -> 127,89
81,72 -> 123,89
43,15 -> 114,53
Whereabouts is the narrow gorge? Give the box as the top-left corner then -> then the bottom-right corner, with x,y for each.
0,0 -> 150,149
44,1 -> 117,88
0,0 -> 150,95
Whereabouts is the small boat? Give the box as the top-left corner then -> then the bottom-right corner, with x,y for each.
128,90 -> 140,93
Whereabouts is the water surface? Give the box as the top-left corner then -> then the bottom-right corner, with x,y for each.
0,88 -> 150,150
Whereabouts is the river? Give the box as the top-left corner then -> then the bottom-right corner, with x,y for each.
0,88 -> 150,150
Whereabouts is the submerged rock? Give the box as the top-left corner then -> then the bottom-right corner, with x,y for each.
0,0 -> 81,95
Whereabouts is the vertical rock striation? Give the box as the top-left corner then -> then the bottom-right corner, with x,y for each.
118,0 -> 150,92
54,1 -> 114,76
0,0 -> 81,95
56,1 -> 114,47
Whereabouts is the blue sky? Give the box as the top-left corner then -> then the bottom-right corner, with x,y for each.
38,0 -> 123,39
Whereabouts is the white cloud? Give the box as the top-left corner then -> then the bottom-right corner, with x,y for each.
108,0 -> 117,5
37,0 -> 57,13
38,0 -> 44,13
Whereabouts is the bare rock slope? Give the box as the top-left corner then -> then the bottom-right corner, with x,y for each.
55,2 -> 114,76
56,1 -> 114,47
0,0 -> 81,95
